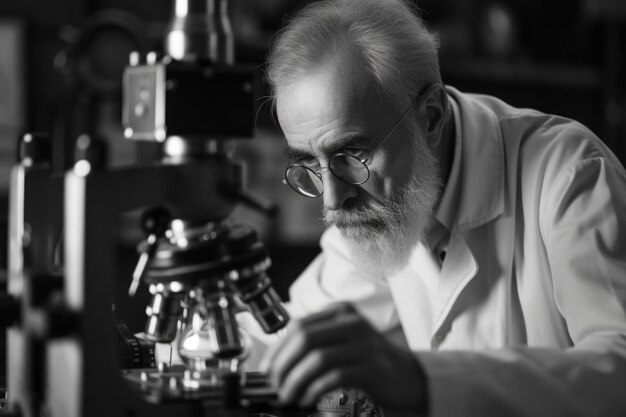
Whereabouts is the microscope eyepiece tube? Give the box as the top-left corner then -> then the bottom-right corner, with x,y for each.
228,271 -> 290,334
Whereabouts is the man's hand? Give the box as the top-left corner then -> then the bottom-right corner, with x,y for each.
264,303 -> 428,412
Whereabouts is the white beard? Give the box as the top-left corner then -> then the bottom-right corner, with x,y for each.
322,141 -> 442,281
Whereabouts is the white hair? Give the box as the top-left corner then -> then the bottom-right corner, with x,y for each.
265,0 -> 442,111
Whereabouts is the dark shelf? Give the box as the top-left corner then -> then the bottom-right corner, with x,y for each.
442,58 -> 602,91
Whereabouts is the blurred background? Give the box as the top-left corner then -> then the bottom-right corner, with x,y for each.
0,0 -> 624,381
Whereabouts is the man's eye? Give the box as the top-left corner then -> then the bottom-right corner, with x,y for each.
343,148 -> 367,159
293,156 -> 319,167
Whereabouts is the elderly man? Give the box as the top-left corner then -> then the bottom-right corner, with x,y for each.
260,0 -> 626,416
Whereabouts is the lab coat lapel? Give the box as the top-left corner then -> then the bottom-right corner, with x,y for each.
432,230 -> 478,336
388,234 -> 479,349
388,243 -> 439,349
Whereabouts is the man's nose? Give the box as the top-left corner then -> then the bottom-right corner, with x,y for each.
322,170 -> 358,211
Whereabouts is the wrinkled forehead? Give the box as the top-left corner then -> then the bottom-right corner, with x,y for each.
278,82 -> 399,163
275,56 -> 393,138
276,82 -> 348,133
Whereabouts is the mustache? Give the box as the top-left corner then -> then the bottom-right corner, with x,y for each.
322,199 -> 395,229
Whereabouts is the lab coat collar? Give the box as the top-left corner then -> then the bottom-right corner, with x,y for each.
445,86 -> 505,232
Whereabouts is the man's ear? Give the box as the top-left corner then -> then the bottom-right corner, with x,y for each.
422,84 -> 448,149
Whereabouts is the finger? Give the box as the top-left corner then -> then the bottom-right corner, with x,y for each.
263,302 -> 357,368
261,303 -> 347,369
269,306 -> 364,387
298,363 -> 365,408
298,302 -> 356,326
278,342 -> 362,405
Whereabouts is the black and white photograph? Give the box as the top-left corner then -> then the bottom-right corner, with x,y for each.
0,1 -> 625,416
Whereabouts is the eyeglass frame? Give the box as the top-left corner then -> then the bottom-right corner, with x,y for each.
282,84 -> 433,198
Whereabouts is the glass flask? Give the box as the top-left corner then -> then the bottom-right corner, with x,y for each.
177,290 -> 251,378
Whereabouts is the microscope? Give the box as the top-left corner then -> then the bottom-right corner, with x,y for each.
1,1 -> 291,416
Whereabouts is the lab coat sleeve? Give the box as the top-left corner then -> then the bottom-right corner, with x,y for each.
417,155 -> 626,417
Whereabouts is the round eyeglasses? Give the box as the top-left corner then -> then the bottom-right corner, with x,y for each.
282,89 -> 425,198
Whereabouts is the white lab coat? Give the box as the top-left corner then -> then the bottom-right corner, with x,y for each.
287,87 -> 626,416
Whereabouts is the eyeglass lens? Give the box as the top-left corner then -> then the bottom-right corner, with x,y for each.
285,154 -> 370,197
329,154 -> 370,184
286,165 -> 324,197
